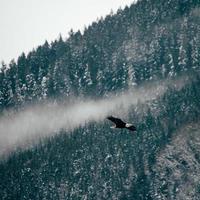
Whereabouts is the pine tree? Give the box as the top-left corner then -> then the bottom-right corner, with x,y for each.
17,52 -> 27,84
25,73 -> 38,101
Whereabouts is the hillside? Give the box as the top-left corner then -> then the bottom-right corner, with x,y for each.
0,0 -> 200,199
151,122 -> 200,199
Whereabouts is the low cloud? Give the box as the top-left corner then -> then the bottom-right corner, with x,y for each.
0,77 -> 187,157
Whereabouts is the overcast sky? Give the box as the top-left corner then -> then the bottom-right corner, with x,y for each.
0,0 -> 135,64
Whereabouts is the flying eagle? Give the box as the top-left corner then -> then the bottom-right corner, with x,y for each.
107,116 -> 136,131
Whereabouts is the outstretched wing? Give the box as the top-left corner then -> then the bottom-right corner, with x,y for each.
107,116 -> 126,127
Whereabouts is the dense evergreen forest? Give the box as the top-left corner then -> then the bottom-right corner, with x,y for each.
0,0 -> 200,199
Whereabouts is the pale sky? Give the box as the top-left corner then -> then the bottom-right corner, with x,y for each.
0,0 -> 135,64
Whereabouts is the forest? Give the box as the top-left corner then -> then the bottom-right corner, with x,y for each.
0,0 -> 200,199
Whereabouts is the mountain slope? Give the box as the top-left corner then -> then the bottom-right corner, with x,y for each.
0,0 -> 200,199
0,0 -> 200,109
151,122 -> 200,200
1,77 -> 200,199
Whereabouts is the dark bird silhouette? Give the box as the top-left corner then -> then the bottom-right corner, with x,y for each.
107,116 -> 136,131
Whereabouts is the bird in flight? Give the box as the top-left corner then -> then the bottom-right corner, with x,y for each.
107,116 -> 136,131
